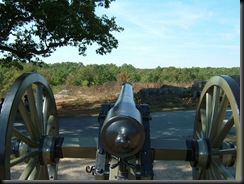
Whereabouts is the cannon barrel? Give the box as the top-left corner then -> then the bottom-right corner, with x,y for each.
100,82 -> 145,158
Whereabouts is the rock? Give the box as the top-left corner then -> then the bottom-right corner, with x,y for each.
135,75 -> 240,107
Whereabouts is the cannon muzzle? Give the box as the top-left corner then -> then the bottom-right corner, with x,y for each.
100,82 -> 145,158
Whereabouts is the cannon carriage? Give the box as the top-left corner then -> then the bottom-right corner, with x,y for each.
0,72 -> 240,180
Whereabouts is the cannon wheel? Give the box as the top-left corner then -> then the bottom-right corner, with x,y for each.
192,75 -> 240,180
0,72 -> 59,180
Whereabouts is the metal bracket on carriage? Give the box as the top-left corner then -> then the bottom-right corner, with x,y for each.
110,156 -> 136,169
86,165 -> 95,174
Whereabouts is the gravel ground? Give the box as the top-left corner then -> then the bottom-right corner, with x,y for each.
11,158 -> 192,180
56,158 -> 192,180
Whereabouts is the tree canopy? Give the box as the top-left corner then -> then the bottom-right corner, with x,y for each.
0,0 -> 124,62
0,61 -> 240,96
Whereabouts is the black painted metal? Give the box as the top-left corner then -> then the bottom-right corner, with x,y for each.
95,83 -> 154,179
100,82 -> 145,159
137,104 -> 153,179
94,103 -> 111,179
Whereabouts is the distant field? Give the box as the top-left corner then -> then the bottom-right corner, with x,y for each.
55,92 -> 198,117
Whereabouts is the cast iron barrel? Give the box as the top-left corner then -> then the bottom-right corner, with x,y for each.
100,82 -> 145,158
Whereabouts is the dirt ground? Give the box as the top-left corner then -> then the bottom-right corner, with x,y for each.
10,158 -> 193,180
56,158 -> 193,180
55,95 -> 198,117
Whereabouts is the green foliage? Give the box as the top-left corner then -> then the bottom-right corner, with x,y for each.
0,65 -> 22,95
0,61 -> 240,97
0,0 -> 123,62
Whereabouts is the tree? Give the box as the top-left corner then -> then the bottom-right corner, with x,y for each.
116,72 -> 128,83
0,0 -> 124,62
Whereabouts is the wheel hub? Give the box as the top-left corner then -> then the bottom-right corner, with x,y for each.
39,135 -> 64,165
13,140 -> 32,158
190,139 -> 211,169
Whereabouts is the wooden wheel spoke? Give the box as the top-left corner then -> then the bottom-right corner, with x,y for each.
206,168 -> 215,180
43,96 -> 50,135
18,101 -> 39,141
10,150 -> 39,167
201,169 -> 206,179
28,162 -> 40,180
27,86 -> 41,136
212,116 -> 234,147
34,163 -> 41,180
208,86 -> 220,140
212,160 -> 235,180
196,130 -> 203,139
36,84 -> 44,134
208,164 -> 224,180
207,167 -> 217,179
193,168 -> 203,180
38,165 -> 49,180
46,115 -> 56,135
210,94 -> 229,143
205,92 -> 212,138
199,109 -> 206,138
19,157 -> 38,180
12,128 -> 38,148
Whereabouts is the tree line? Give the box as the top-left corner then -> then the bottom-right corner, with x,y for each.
0,61 -> 240,96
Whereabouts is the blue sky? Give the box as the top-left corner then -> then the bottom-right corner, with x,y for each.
42,0 -> 240,69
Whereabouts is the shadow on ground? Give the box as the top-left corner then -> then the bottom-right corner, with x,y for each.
56,158 -> 192,180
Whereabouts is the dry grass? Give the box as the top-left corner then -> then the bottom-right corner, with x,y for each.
54,81 -> 197,117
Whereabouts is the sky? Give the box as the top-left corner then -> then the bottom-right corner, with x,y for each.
41,0 -> 240,69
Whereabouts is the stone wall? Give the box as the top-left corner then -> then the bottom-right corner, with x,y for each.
135,75 -> 240,106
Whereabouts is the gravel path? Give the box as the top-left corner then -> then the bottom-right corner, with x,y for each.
56,158 -> 192,180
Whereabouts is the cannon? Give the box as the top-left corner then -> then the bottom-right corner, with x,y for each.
0,72 -> 240,180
